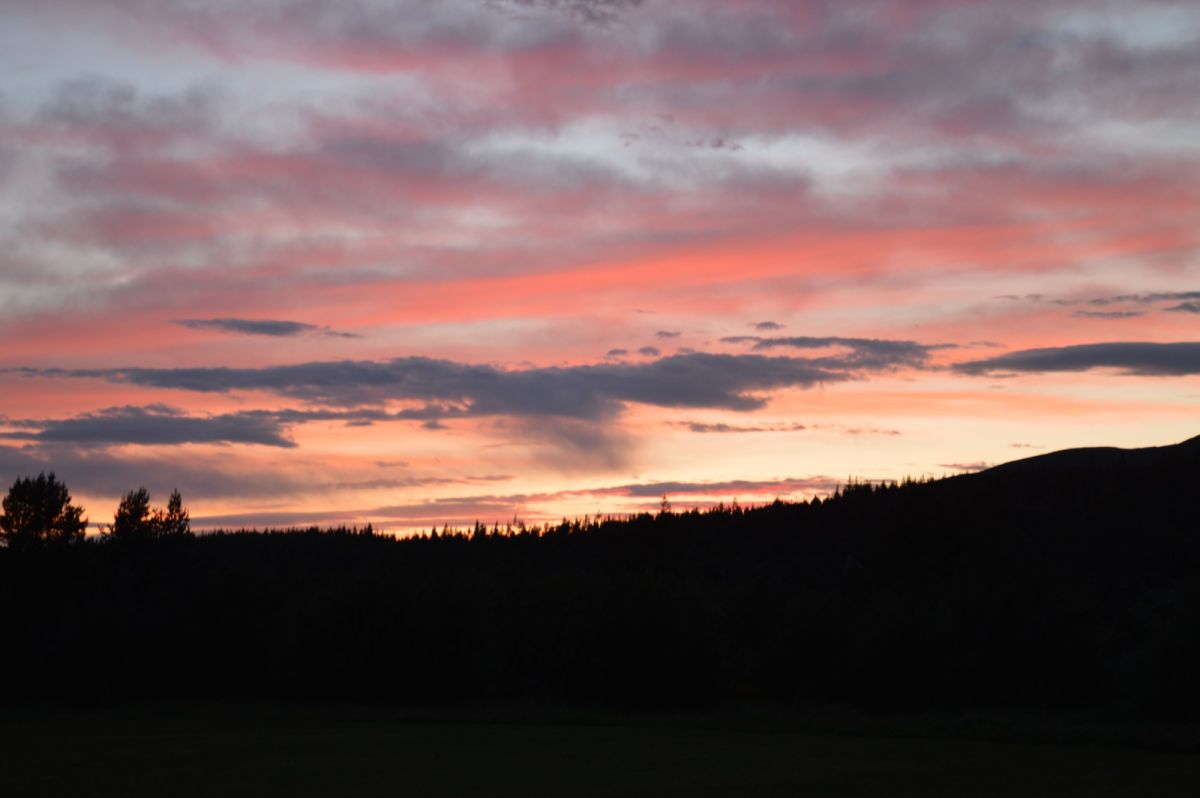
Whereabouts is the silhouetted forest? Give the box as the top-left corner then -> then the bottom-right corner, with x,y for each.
3,436 -> 1199,717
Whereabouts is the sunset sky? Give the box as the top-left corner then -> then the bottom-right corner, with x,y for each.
1,0 -> 1198,532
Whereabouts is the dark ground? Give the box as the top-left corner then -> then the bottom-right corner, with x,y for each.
2,704 -> 1198,797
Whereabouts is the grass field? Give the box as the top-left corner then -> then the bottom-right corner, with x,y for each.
2,704 -> 1198,797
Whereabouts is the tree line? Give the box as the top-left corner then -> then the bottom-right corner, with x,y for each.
0,472 -> 190,551
1,443 -> 1199,718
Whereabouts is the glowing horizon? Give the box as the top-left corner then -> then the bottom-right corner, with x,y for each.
2,0 -> 1198,532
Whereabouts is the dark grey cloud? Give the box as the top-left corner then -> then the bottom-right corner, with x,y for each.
267,406 -> 451,423
638,346 -> 660,357
677,421 -> 807,434
174,318 -> 315,337
840,427 -> 901,437
955,342 -> 1200,377
655,330 -> 682,339
0,404 -> 458,450
605,348 -> 629,357
3,348 -> 930,474
725,336 -> 945,370
174,318 -> 359,338
754,321 -> 785,331
1073,310 -> 1144,320
939,462 -> 992,473
0,444 -> 44,479
326,476 -> 466,491
1,405 -> 297,448
1086,292 -> 1200,307
9,350 -> 919,417
1010,292 -> 1200,315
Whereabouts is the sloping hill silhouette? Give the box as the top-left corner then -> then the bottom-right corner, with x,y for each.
898,433 -> 1200,536
976,434 -> 1200,477
2,434 -> 1198,716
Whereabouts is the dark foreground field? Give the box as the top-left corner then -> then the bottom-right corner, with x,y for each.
2,705 -> 1199,797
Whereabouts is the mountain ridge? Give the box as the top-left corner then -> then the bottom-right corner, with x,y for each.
972,434 -> 1200,478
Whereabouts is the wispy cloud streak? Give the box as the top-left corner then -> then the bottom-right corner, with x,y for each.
956,342 -> 1200,377
174,318 -> 359,338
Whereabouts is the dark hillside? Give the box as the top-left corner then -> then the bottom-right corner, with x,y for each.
3,436 -> 1198,716
967,434 -> 1200,477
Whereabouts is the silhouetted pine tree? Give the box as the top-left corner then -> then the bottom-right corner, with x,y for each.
0,472 -> 87,551
109,487 -> 153,542
157,489 -> 192,538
